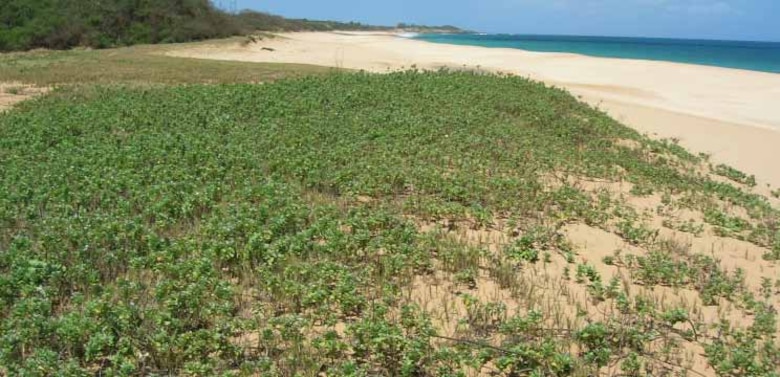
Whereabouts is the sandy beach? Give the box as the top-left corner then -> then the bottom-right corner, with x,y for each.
169,32 -> 780,187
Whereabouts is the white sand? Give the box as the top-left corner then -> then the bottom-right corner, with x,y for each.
169,32 -> 780,187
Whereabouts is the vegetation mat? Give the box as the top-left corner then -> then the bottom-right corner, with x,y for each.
1,71 -> 779,376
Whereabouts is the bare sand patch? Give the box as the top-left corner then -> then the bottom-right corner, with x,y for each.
0,82 -> 48,112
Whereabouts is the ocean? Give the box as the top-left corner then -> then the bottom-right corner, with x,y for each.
414,34 -> 780,74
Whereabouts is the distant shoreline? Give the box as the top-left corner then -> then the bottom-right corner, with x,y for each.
416,32 -> 780,45
414,33 -> 780,74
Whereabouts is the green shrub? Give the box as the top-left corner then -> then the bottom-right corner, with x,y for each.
0,0 -> 246,51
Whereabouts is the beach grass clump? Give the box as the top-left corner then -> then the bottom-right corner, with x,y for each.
609,240 -> 750,306
713,163 -> 757,187
704,208 -> 752,236
662,218 -> 705,236
1,70 -> 779,375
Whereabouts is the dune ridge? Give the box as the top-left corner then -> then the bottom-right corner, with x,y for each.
169,31 -> 780,187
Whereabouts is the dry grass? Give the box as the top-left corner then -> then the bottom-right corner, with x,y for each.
0,38 -> 335,87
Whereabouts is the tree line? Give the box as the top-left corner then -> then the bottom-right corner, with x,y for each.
1,0 -> 438,52
1,0 -> 243,51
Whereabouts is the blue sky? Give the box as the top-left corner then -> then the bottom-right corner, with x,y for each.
227,0 -> 780,41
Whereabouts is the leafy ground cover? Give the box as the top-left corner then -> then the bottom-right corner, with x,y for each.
1,70 -> 779,376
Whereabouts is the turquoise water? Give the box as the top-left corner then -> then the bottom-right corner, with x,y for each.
415,34 -> 780,74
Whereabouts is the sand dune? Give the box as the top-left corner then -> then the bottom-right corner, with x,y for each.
169,32 -> 780,187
